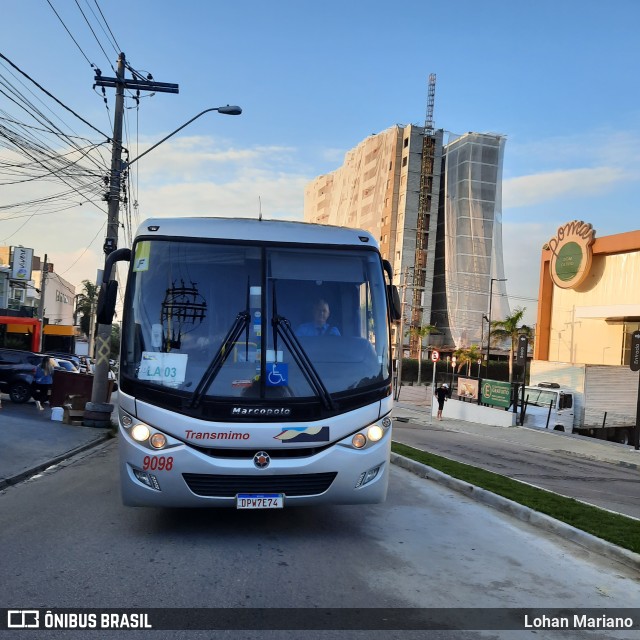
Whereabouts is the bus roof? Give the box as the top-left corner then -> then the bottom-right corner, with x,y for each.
135,217 -> 379,250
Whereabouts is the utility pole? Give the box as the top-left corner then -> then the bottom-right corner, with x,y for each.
37,253 -> 48,351
394,267 -> 409,401
86,53 -> 178,427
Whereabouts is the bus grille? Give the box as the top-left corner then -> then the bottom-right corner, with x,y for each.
182,472 -> 338,498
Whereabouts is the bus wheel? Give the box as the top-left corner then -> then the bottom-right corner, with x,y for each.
553,425 -> 565,432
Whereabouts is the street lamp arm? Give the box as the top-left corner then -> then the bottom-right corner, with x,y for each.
126,105 -> 242,167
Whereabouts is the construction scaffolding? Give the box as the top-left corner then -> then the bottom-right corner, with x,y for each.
409,74 -> 437,357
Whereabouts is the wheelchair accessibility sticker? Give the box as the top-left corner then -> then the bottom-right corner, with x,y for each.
266,362 -> 288,386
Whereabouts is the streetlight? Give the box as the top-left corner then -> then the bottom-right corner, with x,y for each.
89,104 -> 242,420
126,106 -> 242,168
485,277 -> 507,379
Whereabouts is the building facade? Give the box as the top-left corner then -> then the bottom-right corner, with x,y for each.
304,127 -> 509,355
431,132 -> 510,348
0,245 -> 77,351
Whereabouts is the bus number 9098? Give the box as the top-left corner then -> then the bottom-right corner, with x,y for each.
143,456 -> 174,471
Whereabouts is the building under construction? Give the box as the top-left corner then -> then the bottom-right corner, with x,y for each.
303,77 -> 509,357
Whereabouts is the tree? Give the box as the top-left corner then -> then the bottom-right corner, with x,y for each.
408,324 -> 438,385
75,279 -> 99,339
454,344 -> 483,376
110,323 -> 121,361
490,307 -> 534,382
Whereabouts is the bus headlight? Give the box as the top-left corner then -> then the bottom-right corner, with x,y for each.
367,425 -> 383,442
150,433 -> 167,449
121,414 -> 134,428
352,433 -> 367,449
131,424 -> 151,443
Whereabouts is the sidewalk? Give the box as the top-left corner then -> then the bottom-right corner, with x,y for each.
0,394 -> 111,489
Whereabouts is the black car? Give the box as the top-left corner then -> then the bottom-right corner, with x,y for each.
0,348 -> 41,403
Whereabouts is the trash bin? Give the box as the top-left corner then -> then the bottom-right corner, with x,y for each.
50,370 -> 113,407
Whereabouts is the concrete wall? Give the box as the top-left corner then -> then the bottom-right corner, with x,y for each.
432,398 -> 516,427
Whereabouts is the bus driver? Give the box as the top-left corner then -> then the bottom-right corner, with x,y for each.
295,298 -> 341,337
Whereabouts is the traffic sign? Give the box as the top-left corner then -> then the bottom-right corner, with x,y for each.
431,350 -> 440,362
516,335 -> 528,367
630,331 -> 640,372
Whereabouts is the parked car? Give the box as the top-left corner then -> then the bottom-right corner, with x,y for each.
50,357 -> 80,374
0,348 -> 41,403
74,356 -> 118,391
77,356 -> 94,375
46,352 -> 81,368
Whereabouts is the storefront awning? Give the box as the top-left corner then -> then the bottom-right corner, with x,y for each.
43,324 -> 75,336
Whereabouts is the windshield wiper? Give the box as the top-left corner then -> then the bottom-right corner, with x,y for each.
271,316 -> 336,412
189,310 -> 250,408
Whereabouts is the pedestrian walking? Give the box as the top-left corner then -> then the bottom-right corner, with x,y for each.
435,383 -> 449,421
33,356 -> 54,410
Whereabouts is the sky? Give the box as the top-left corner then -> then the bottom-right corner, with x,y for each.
1,0 -> 639,327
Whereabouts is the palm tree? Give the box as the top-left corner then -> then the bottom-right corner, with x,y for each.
454,344 -> 482,376
75,279 -> 99,339
490,307 -> 534,382
408,324 -> 438,385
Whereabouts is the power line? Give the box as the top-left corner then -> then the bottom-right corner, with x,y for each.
0,52 -> 110,140
45,0 -> 95,68
74,0 -> 115,70
92,0 -> 122,54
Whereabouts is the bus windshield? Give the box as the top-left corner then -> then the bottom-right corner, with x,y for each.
120,239 -> 390,408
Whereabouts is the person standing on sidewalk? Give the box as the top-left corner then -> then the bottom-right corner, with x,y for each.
33,356 -> 54,410
435,383 -> 449,421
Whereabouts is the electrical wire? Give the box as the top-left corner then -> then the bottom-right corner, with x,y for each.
74,0 -> 115,71
88,0 -> 121,55
45,0 -> 95,68
0,52 -> 110,140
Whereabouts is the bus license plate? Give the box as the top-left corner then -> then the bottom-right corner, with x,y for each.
236,494 -> 284,509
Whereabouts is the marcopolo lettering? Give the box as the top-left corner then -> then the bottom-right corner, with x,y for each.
232,407 -> 292,416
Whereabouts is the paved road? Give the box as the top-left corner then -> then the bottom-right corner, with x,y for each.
1,441 -> 639,639
393,420 -> 640,519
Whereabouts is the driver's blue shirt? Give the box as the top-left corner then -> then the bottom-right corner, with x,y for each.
295,323 -> 340,337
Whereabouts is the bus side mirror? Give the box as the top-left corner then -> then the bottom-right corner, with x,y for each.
388,285 -> 401,321
96,247 -> 132,326
96,281 -> 118,325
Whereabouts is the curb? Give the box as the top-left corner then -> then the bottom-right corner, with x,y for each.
390,452 -> 640,573
0,433 -> 113,491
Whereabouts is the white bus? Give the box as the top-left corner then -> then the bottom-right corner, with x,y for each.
99,218 -> 401,508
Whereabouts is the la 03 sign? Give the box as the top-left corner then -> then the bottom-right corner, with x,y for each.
431,350 -> 440,362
